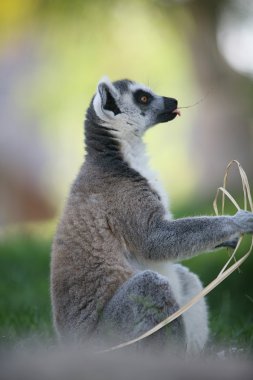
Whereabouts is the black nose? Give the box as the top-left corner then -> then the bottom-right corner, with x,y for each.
163,97 -> 178,111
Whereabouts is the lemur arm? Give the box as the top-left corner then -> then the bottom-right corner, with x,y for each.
143,215 -> 246,261
118,192 -> 253,261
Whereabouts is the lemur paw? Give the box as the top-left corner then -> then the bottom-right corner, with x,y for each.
233,210 -> 253,234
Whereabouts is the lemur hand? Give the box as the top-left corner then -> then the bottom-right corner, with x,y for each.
232,210 -> 253,234
215,237 -> 239,249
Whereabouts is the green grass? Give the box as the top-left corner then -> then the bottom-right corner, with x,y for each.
0,236 -> 53,344
0,216 -> 253,349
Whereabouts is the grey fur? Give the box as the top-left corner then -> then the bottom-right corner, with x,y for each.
113,79 -> 134,93
51,77 -> 253,352
97,270 -> 185,352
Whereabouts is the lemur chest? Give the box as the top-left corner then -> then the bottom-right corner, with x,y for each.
120,140 -> 170,212
138,165 -> 169,210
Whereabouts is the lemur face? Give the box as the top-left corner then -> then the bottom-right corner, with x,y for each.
92,77 -> 180,137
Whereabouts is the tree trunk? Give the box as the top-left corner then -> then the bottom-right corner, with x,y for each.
183,0 -> 253,196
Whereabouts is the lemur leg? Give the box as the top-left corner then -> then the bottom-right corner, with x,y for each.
97,270 -> 186,353
174,264 -> 209,354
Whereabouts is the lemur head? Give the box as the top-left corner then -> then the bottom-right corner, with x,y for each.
90,77 -> 180,138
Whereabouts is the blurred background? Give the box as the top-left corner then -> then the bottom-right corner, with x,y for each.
0,0 -> 253,349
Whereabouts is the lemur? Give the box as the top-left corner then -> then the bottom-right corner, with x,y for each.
51,77 -> 253,353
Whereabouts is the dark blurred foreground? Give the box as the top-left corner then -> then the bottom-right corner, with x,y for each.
1,344 -> 253,380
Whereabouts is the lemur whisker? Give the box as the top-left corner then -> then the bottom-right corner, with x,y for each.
178,87 -> 214,110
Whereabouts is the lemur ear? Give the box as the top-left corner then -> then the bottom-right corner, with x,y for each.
94,77 -> 121,118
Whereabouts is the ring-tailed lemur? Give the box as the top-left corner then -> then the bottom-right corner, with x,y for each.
51,77 -> 253,353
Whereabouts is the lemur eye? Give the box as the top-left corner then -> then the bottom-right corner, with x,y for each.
140,95 -> 148,104
134,90 -> 153,106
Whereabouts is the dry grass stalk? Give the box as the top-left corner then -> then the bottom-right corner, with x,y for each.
101,161 -> 253,353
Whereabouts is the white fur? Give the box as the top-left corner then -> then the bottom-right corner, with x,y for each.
129,82 -> 154,96
93,91 -> 107,122
120,133 -> 170,211
93,76 -> 119,123
176,266 -> 209,353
